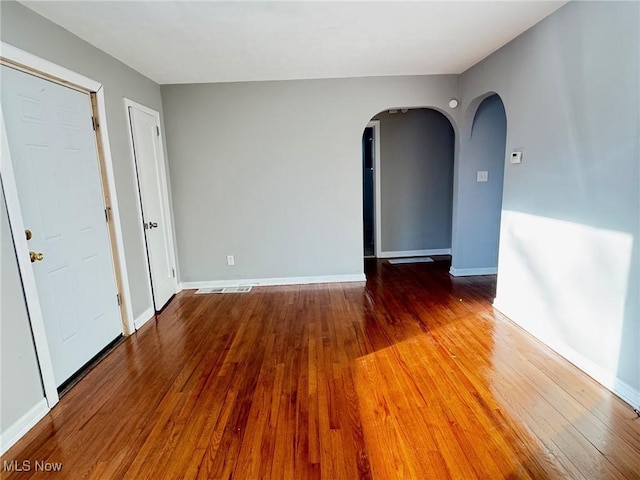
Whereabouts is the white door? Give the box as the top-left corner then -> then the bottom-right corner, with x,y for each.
127,104 -> 176,311
1,65 -> 122,386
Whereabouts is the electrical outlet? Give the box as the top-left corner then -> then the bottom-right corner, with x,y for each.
227,255 -> 235,266
477,171 -> 488,182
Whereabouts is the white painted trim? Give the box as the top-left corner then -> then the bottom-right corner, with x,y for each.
133,306 -> 155,330
378,248 -> 451,259
0,399 -> 49,455
0,109 -> 59,408
182,274 -> 367,290
449,266 -> 497,277
368,121 -> 382,258
124,98 -> 179,317
493,298 -> 640,409
0,42 -> 100,92
613,379 -> 640,410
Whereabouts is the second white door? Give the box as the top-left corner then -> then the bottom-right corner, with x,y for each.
127,103 -> 177,311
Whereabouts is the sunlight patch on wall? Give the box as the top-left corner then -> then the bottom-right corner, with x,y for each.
494,210 -> 633,378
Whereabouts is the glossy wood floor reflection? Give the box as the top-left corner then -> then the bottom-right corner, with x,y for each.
4,259 -> 640,479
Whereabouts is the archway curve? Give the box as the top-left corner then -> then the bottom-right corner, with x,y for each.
362,104 -> 460,140
462,91 -> 508,139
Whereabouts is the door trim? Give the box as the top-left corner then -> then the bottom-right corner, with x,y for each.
367,121 -> 382,258
123,98 -> 179,314
0,113 -> 58,407
0,42 -> 135,409
90,91 -> 135,334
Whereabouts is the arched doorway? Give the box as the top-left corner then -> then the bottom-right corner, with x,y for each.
450,94 -> 507,276
361,108 -> 455,260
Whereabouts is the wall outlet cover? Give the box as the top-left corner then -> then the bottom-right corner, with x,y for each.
511,151 -> 523,164
477,171 -> 489,182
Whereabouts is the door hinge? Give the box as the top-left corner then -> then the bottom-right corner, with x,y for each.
104,206 -> 111,222
172,268 -> 176,278
92,116 -> 99,131
156,125 -> 160,136
116,293 -> 121,306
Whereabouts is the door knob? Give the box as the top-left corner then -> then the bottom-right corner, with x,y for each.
30,251 -> 44,263
149,222 -> 158,229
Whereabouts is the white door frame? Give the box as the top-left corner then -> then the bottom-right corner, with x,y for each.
367,121 -> 382,258
0,42 -> 135,409
123,98 -> 178,324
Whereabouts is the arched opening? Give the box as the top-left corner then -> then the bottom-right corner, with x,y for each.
361,107 -> 455,263
450,93 -> 507,276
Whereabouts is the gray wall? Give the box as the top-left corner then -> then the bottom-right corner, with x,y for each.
452,95 -> 506,270
458,1 -> 639,398
161,76 -> 459,283
0,1 -> 166,439
1,0 -> 166,320
375,109 -> 454,253
1,188 -> 44,433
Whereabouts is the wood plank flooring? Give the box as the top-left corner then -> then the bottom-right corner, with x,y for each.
3,258 -> 640,479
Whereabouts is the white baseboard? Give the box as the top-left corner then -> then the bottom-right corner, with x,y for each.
613,378 -> 640,409
493,297 -> 640,409
449,266 -> 497,277
181,273 -> 366,290
378,248 -> 451,259
0,398 -> 49,456
134,306 -> 155,330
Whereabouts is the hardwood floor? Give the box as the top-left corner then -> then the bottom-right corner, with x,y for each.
3,258 -> 640,479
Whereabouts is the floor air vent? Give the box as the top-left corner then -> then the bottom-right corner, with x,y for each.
388,257 -> 434,265
195,286 -> 252,294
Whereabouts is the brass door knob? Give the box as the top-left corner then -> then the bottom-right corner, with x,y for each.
29,251 -> 44,263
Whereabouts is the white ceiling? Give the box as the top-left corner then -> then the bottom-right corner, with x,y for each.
20,1 -> 566,85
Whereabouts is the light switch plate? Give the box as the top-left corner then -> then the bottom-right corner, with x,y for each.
511,151 -> 523,164
477,171 -> 488,182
